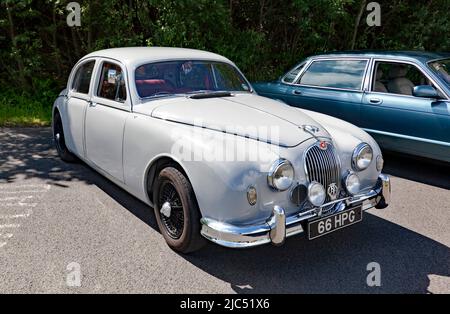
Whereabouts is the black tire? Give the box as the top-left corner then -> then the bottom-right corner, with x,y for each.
375,197 -> 388,209
53,112 -> 77,163
153,167 -> 206,253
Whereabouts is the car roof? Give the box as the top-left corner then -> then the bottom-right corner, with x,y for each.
311,50 -> 450,63
82,47 -> 233,69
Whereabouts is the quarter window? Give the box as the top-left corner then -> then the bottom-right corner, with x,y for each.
299,60 -> 367,90
97,62 -> 127,102
71,61 -> 95,94
282,63 -> 305,83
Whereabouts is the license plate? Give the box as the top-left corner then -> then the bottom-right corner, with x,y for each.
308,206 -> 363,240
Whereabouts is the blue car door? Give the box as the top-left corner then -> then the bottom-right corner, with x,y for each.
360,60 -> 450,162
281,58 -> 369,126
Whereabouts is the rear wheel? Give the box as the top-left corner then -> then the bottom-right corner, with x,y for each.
53,112 -> 77,163
153,167 -> 206,253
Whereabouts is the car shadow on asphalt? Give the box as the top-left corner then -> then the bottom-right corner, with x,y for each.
82,159 -> 450,294
382,150 -> 450,190
1,128 -> 449,293
79,163 -> 450,294
184,215 -> 450,294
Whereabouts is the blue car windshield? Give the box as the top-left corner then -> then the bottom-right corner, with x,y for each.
135,60 -> 251,98
429,59 -> 450,86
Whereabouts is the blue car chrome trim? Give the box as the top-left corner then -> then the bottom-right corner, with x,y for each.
200,174 -> 391,248
363,128 -> 450,147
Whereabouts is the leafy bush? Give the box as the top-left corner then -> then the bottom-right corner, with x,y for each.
0,0 -> 449,126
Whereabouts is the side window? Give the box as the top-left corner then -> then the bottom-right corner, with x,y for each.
282,63 -> 305,83
71,61 -> 95,94
373,61 -> 441,97
97,62 -> 127,102
299,59 -> 367,90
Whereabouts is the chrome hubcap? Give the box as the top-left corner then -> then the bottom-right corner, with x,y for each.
160,201 -> 172,218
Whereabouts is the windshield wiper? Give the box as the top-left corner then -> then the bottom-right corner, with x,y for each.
189,91 -> 233,99
141,92 -> 185,101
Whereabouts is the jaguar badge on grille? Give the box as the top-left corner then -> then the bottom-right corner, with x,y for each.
327,183 -> 338,200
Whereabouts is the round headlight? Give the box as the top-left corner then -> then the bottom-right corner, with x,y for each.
307,182 -> 326,207
268,159 -> 294,191
352,143 -> 373,171
345,172 -> 361,195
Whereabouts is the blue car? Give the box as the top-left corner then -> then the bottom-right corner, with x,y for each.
253,51 -> 450,163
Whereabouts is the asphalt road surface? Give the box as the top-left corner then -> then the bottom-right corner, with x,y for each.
0,128 -> 449,294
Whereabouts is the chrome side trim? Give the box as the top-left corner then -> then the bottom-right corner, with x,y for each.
363,128 -> 450,147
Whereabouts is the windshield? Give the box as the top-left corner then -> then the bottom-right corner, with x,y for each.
429,58 -> 450,86
135,60 -> 251,98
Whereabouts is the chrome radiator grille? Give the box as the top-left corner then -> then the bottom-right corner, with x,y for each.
305,143 -> 341,209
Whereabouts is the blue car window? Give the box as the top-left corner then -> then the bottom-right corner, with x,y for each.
299,60 -> 367,90
282,64 -> 305,83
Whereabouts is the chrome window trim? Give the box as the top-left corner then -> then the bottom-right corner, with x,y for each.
95,59 -> 129,104
291,57 -> 370,92
367,58 -> 450,101
363,128 -> 450,147
68,58 -> 97,96
281,61 -> 308,84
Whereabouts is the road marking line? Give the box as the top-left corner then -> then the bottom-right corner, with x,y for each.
0,185 -> 51,194
0,242 -> 7,248
0,184 -> 49,189
0,233 -> 13,239
0,212 -> 32,219
0,190 -> 47,194
0,224 -> 20,229
0,195 -> 36,207
0,202 -> 37,207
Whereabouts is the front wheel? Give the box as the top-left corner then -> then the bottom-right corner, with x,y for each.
153,167 -> 206,253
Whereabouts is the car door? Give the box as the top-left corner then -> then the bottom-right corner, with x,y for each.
84,59 -> 131,182
64,59 -> 96,157
282,58 -> 369,125
360,59 -> 450,161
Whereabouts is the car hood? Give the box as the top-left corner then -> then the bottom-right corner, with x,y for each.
134,94 -> 331,147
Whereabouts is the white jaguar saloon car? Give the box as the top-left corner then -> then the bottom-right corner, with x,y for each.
52,47 -> 391,253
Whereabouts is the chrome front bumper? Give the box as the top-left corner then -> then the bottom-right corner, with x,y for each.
200,174 -> 391,248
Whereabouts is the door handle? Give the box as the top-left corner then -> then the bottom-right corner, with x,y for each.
293,90 -> 302,95
369,98 -> 382,104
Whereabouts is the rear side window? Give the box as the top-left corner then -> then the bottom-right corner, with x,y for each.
71,61 -> 95,94
282,64 -> 305,83
299,59 -> 367,90
97,62 -> 127,102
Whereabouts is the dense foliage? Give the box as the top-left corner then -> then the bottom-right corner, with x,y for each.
0,0 -> 449,125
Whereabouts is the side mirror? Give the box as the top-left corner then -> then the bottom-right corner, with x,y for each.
413,85 -> 440,99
